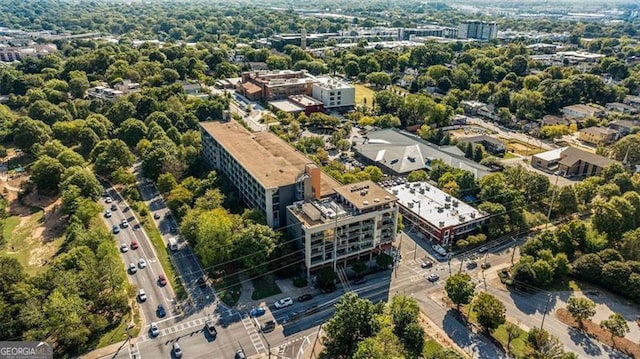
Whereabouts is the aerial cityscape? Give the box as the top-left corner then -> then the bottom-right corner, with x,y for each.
0,0 -> 640,358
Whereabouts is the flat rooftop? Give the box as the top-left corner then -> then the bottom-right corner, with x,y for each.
385,182 -> 486,228
290,94 -> 323,107
533,147 -> 567,162
200,121 -> 340,194
334,180 -> 396,211
269,99 -> 304,113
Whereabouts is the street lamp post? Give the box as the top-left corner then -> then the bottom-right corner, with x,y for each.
540,293 -> 552,330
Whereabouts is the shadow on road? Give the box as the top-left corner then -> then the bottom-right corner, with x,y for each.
442,310 -> 506,358
568,327 -> 602,357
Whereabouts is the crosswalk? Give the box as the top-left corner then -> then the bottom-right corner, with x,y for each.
137,315 -> 212,343
241,315 -> 267,354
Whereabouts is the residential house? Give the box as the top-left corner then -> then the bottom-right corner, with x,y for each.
623,95 -> 640,109
608,119 -> 640,137
578,126 -> 617,145
606,102 -> 638,115
540,115 -> 570,126
457,135 -> 506,156
561,104 -> 605,120
180,81 -> 203,95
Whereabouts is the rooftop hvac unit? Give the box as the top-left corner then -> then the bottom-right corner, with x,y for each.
453,201 -> 459,207
439,221 -> 445,227
437,207 -> 444,213
373,198 -> 380,203
410,188 -> 415,193
444,203 -> 450,209
384,196 -> 391,200
408,202 -> 414,208
470,213 -> 476,218
360,189 -> 368,196
419,188 -> 424,194
459,215 -> 466,221
405,183 -> 411,188
363,200 -> 369,206
392,189 -> 399,195
445,195 -> 451,202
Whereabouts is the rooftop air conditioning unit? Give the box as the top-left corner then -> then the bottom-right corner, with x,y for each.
439,221 -> 445,227
459,215 -> 466,221
374,198 -> 380,203
363,201 -> 369,206
384,196 -> 391,200
445,195 -> 451,202
437,207 -> 444,213
410,188 -> 415,193
470,213 -> 476,218
392,189 -> 399,195
405,183 -> 411,188
408,202 -> 414,208
419,188 -> 425,194
453,201 -> 459,207
445,203 -> 450,209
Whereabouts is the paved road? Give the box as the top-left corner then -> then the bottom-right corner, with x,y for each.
99,186 -> 177,333
133,163 -> 217,312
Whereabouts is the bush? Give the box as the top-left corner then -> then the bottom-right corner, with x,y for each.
293,277 -> 308,287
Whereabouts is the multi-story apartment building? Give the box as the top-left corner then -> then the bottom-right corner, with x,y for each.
458,20 -> 498,41
311,77 -> 356,111
236,70 -> 316,101
287,181 -> 398,278
200,120 -> 340,228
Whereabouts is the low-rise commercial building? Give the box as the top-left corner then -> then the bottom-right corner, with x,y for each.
384,182 -> 488,245
532,147 -> 617,177
287,181 -> 398,278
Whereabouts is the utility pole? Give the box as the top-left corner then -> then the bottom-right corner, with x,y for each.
545,172 -> 560,230
540,293 -> 552,330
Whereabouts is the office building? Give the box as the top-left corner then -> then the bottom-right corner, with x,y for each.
532,147 -> 617,178
287,181 -> 398,278
200,120 -> 340,228
458,20 -> 498,41
384,182 -> 488,245
311,77 -> 355,111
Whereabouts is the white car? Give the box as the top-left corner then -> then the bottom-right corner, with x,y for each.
138,289 -> 147,302
274,297 -> 294,309
120,243 -> 128,252
121,219 -> 129,228
129,263 -> 137,274
104,210 -> 112,218
105,197 -> 113,203
138,258 -> 147,269
149,322 -> 159,337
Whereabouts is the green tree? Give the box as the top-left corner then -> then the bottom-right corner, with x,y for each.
407,170 -> 428,182
13,117 -> 52,153
56,149 -> 85,168
473,292 -> 506,333
363,166 -> 383,182
30,155 -> 65,192
91,139 -> 135,178
566,296 -> 596,328
27,100 -> 71,125
233,223 -> 278,274
527,327 -> 565,359
69,76 -> 89,99
366,72 -> 391,88
316,267 -> 337,291
503,322 -> 521,355
193,208 -> 235,267
445,272 -> 476,312
322,292 -> 378,358
115,118 -> 148,147
600,313 -> 629,341
351,259 -> 367,276
345,61 -> 361,77
157,173 -> 178,194
59,166 -> 102,199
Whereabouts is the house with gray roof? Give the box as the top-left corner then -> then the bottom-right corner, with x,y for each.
353,128 -> 492,178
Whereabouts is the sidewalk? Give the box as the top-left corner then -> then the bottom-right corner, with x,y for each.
234,274 -> 318,312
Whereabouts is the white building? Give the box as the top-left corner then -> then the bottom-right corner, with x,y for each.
311,77 -> 355,111
458,20 -> 498,41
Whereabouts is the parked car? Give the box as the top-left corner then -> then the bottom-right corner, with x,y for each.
467,261 -> 478,269
104,210 -> 112,218
120,243 -> 128,252
261,320 -> 276,333
297,294 -> 313,302
352,277 -> 367,285
478,246 -> 488,253
158,274 -> 167,286
113,225 -> 120,234
205,319 -> 217,338
172,342 -> 182,358
157,304 -> 166,318
421,261 -> 433,269
111,204 -> 117,211
153,213 -> 161,219
121,219 -> 129,228
138,289 -> 147,302
427,273 -> 440,282
129,263 -> 137,274
481,262 -> 491,270
250,307 -> 266,317
138,258 -> 147,269
105,197 -> 113,203
130,240 -> 139,250
149,322 -> 159,337
274,297 -> 293,309
235,350 -> 247,359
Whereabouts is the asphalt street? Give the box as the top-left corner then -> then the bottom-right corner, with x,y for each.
99,186 -> 177,333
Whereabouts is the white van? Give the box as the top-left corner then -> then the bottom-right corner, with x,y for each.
168,237 -> 179,251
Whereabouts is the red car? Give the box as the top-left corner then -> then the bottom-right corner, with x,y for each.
158,274 -> 167,286
130,240 -> 139,250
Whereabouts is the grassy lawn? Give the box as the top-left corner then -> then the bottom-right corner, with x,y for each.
216,272 -> 242,307
493,323 -> 530,358
139,210 -> 187,300
251,275 -> 282,300
3,211 -> 64,275
354,84 -> 376,106
422,338 -> 444,356
503,152 -> 518,159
